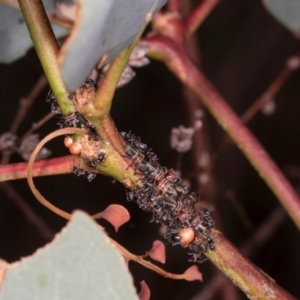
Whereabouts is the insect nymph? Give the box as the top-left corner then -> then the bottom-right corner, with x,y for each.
121,131 -> 215,263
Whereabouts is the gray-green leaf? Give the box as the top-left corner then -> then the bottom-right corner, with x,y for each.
0,211 -> 138,300
0,1 -> 69,63
263,0 -> 300,34
60,0 -> 166,91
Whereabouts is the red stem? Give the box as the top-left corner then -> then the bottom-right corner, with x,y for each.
167,0 -> 183,12
146,35 -> 300,230
0,155 -> 99,181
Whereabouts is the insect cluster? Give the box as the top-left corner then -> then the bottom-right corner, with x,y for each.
46,79 -> 99,141
122,131 -> 215,263
46,83 -> 215,262
46,79 -> 105,180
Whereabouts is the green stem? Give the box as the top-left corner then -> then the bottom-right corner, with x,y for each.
93,29 -> 147,120
206,230 -> 296,300
93,44 -> 135,118
18,0 -> 74,115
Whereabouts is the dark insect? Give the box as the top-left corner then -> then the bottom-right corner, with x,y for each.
75,114 -> 99,140
46,90 -> 61,115
56,112 -> 99,141
46,80 -> 100,140
72,167 -> 97,182
124,144 -> 145,165
89,153 -> 105,167
121,130 -> 215,264
121,131 -> 159,164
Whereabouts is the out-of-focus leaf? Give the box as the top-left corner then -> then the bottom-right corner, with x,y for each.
148,240 -> 166,264
138,281 -> 151,300
0,1 -> 69,63
95,204 -> 130,232
59,0 -> 166,91
263,0 -> 300,34
182,265 -> 203,282
0,211 -> 138,300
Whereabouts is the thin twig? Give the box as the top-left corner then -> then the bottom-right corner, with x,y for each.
0,181 -> 54,240
26,128 -> 109,221
92,31 -> 147,120
146,35 -> 300,231
18,112 -> 54,143
109,238 -> 198,281
27,128 -> 89,220
10,75 -> 48,135
219,65 -> 292,149
1,76 -> 49,165
242,68 -> 291,124
216,177 -> 253,231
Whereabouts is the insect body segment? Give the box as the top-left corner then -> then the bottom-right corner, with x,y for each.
73,167 -> 97,182
89,153 -> 105,168
122,131 -> 215,263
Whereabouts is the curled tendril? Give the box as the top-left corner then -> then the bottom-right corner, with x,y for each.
26,127 -> 102,220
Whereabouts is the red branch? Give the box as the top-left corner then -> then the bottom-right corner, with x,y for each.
0,155 -> 100,181
145,34 -> 300,231
167,0 -> 183,12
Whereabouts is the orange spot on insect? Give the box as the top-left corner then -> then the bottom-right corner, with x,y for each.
64,136 -> 73,148
69,143 -> 82,155
178,228 -> 195,247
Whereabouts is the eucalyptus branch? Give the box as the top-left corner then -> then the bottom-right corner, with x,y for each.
18,0 -> 74,115
146,35 -> 300,231
205,228 -> 295,300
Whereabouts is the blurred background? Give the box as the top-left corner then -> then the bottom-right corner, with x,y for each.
1,0 -> 300,299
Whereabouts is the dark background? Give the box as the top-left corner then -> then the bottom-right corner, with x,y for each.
1,1 -> 300,299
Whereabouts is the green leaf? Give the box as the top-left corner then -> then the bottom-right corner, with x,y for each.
0,211 -> 138,300
0,2 -> 68,63
263,0 -> 300,33
60,0 -> 166,91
